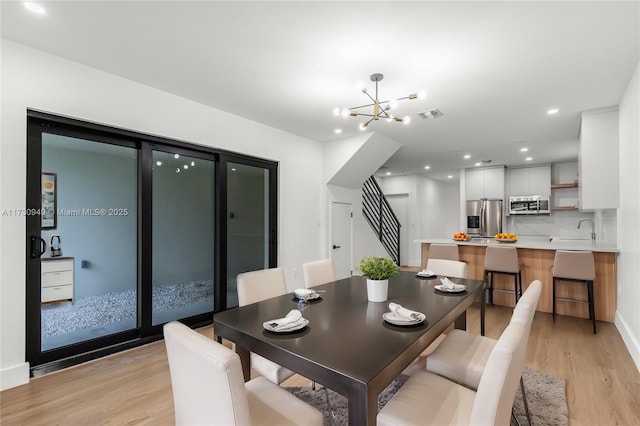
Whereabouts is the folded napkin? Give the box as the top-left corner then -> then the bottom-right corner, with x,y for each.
268,309 -> 304,330
388,302 -> 423,321
418,269 -> 435,277
440,277 -> 466,291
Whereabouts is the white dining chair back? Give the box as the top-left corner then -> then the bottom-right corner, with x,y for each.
377,322 -> 527,426
237,267 -> 287,306
425,258 -> 468,279
164,321 -> 251,425
470,322 -> 527,426
302,258 -> 335,288
236,267 -> 296,385
511,279 -> 542,334
164,321 -> 323,426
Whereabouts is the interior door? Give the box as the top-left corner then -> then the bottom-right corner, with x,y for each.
331,202 -> 352,279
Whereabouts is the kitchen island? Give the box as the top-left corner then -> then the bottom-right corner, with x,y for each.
416,238 -> 619,322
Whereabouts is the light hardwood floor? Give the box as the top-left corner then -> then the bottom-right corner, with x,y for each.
2,304 -> 639,425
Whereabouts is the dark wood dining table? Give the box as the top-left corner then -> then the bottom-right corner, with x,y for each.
213,271 -> 484,425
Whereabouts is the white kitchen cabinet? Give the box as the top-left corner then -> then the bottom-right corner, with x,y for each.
41,258 -> 74,303
465,167 -> 505,200
579,107 -> 619,209
507,165 -> 551,197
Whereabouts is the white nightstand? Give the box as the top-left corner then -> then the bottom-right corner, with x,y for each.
41,258 -> 74,303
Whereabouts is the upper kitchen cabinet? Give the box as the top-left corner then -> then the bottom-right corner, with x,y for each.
507,164 -> 551,197
579,107 -> 619,210
465,166 -> 505,200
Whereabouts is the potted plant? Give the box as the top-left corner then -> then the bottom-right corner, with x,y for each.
359,256 -> 400,302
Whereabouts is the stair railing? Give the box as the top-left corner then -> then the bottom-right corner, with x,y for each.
362,176 -> 401,265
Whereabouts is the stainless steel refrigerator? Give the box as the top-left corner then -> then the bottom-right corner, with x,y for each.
466,199 -> 503,237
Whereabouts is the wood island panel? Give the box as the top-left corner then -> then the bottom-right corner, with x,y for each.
421,243 -> 617,322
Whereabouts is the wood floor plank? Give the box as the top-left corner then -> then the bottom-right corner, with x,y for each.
2,305 -> 639,425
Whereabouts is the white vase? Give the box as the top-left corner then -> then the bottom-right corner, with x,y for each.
366,279 -> 389,302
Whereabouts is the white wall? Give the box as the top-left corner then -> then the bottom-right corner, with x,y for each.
380,174 -> 460,267
616,60 -> 640,372
0,39 -> 325,389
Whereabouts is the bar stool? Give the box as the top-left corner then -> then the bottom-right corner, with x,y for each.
428,243 -> 460,261
552,250 -> 597,334
484,245 -> 522,306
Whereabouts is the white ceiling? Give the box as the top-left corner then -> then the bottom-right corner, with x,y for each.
2,1 -> 639,181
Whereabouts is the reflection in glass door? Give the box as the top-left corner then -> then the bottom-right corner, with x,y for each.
40,134 -> 138,351
152,150 -> 215,325
226,162 -> 272,307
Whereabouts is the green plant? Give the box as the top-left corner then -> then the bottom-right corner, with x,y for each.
359,256 -> 399,280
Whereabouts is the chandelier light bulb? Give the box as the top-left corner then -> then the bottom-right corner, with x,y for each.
156,161 -> 163,166
403,116 -> 411,124
418,90 -> 427,100
333,107 -> 341,116
174,154 -> 180,159
355,81 -> 366,92
341,109 -> 350,118
183,164 -> 189,169
176,168 -> 181,173
359,123 -> 368,131
389,99 -> 398,109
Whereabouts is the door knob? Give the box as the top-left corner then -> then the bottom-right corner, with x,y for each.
332,244 -> 341,249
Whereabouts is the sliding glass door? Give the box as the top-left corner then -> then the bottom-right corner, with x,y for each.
26,111 -> 278,373
225,160 -> 276,308
151,150 -> 215,325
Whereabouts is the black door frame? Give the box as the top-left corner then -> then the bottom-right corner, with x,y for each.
26,110 -> 278,374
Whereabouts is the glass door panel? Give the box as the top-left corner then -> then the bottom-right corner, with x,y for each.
40,134 -> 138,351
152,151 -> 215,325
226,162 -> 270,308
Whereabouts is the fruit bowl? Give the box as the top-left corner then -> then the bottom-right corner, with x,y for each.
495,233 -> 517,243
452,233 -> 471,241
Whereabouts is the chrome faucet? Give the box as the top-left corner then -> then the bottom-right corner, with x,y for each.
577,218 -> 596,241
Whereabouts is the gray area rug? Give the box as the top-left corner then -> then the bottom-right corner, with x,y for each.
287,367 -> 567,426
41,280 -> 213,337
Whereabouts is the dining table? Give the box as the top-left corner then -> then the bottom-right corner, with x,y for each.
213,270 -> 484,425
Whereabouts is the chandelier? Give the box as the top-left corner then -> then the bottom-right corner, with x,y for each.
333,73 -> 426,130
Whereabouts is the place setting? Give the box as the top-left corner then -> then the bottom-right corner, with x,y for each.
416,268 -> 437,279
292,288 -> 323,303
263,309 -> 309,333
434,277 -> 467,294
383,302 -> 426,327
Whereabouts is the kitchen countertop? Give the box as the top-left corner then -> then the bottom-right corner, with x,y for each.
415,237 -> 619,253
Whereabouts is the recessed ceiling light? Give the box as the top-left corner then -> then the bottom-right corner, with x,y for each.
23,2 -> 46,14
463,154 -> 471,159
334,129 -> 342,134
547,108 -> 559,115
520,147 -> 529,152
447,175 -> 453,179
525,157 -> 533,161
475,162 -> 481,167
424,165 -> 431,170
386,172 -> 392,176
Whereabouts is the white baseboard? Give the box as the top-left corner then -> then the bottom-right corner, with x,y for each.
615,311 -> 640,374
1,362 -> 30,391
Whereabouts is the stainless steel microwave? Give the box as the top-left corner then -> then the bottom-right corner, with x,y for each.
509,195 -> 550,215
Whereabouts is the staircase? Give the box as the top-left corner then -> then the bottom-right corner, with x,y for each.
362,176 -> 401,265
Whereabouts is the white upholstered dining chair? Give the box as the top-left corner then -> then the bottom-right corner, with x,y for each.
302,258 -> 335,288
425,258 -> 468,279
163,321 -> 323,426
424,279 -> 543,426
378,321 -> 528,426
236,267 -> 296,385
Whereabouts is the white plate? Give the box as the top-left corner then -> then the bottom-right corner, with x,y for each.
383,312 -> 426,326
434,284 -> 466,293
263,318 -> 309,333
294,292 -> 320,301
417,272 -> 436,278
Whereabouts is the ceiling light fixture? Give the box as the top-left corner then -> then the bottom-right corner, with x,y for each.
23,2 -> 46,14
525,157 -> 533,161
334,73 -> 425,130
424,165 -> 431,170
547,108 -> 559,115
463,154 -> 471,159
520,147 -> 529,152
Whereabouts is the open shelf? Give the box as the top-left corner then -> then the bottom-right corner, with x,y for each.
551,182 -> 579,189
